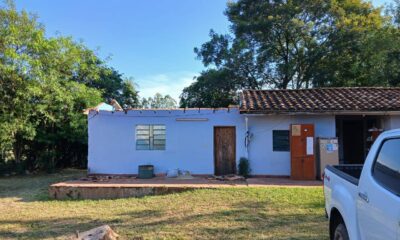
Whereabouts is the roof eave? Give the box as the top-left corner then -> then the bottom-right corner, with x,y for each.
240,110 -> 400,116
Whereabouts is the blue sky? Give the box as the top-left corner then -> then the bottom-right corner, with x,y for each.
15,0 -> 391,100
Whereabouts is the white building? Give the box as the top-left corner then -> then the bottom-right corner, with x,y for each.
87,88 -> 400,177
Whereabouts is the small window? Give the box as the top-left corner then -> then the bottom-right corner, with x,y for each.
136,124 -> 166,150
372,138 -> 400,196
273,130 -> 290,152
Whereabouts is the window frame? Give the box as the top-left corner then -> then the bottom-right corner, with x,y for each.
371,137 -> 400,197
272,130 -> 290,152
135,124 -> 166,150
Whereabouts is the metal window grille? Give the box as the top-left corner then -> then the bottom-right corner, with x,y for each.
136,125 -> 166,150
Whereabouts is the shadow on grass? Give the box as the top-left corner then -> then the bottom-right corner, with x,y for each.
0,205 -> 327,240
117,209 -> 164,219
0,185 -> 328,240
118,199 -> 327,238
0,217 -> 122,239
0,170 -> 216,202
116,200 -> 327,239
0,209 -> 163,239
0,169 -> 86,202
0,171 -> 328,239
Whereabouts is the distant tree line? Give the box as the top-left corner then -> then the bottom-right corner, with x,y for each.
0,2 -> 176,173
180,0 -> 400,108
140,93 -> 177,109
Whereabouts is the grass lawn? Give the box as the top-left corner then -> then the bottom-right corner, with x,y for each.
0,169 -> 328,240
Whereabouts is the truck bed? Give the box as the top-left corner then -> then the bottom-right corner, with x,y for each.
325,164 -> 363,185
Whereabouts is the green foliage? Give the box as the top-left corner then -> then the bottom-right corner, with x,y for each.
141,93 -> 177,109
389,0 -> 400,27
238,157 -> 251,177
184,0 -> 400,106
0,1 -> 138,173
116,78 -> 140,108
180,69 -> 238,108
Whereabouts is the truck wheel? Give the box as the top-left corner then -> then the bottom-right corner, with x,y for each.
333,223 -> 349,240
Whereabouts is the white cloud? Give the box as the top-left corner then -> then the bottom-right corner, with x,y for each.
135,71 -> 198,102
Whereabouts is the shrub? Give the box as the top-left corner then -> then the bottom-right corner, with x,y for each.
0,160 -> 26,175
238,157 -> 251,177
37,150 -> 57,173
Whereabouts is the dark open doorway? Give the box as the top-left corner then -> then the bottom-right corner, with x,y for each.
341,119 -> 364,164
336,116 -> 382,164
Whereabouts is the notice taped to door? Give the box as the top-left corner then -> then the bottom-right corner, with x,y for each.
291,125 -> 301,136
306,137 -> 314,155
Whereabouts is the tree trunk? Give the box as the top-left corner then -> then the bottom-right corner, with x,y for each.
13,134 -> 22,163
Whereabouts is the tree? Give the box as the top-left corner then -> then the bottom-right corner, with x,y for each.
194,30 -> 261,89
180,69 -> 238,108
55,39 -> 140,108
0,1 -> 49,164
388,0 -> 400,27
0,1 -> 126,172
116,78 -> 140,108
141,93 -> 177,109
185,0 -> 397,107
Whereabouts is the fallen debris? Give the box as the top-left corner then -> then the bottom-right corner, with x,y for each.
166,169 -> 179,178
80,175 -> 130,182
210,174 -> 246,181
166,169 -> 194,179
71,225 -> 119,240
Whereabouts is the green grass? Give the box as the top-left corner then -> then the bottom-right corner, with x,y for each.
0,169 -> 328,239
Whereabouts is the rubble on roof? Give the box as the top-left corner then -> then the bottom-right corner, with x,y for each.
110,99 -> 123,111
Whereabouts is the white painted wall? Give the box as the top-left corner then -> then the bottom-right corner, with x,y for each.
383,115 -> 400,130
88,109 -> 246,175
88,109 -> 338,176
245,114 -> 336,176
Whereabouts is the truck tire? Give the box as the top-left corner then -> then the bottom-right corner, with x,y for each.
333,223 -> 349,240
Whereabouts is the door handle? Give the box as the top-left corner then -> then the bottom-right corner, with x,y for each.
358,192 -> 369,203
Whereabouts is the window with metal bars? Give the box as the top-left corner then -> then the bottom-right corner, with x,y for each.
273,130 -> 290,152
136,125 -> 166,150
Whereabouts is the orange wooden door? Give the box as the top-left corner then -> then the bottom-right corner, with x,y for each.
290,125 -> 305,158
303,157 -> 316,180
290,124 -> 315,180
291,157 -> 304,180
214,127 -> 236,176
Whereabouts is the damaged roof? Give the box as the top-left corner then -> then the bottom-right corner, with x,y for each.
240,87 -> 400,114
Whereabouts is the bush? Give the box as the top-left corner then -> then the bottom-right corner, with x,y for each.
238,157 -> 251,177
0,161 -> 13,175
37,150 -> 57,173
0,160 -> 27,175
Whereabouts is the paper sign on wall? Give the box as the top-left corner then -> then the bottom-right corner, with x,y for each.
326,143 -> 334,153
332,143 -> 338,151
306,137 -> 314,155
291,125 -> 301,136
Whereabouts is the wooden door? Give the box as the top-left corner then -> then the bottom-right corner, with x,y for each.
302,157 -> 315,179
290,124 -> 315,180
214,127 -> 236,175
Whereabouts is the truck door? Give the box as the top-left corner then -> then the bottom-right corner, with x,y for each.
357,138 -> 400,240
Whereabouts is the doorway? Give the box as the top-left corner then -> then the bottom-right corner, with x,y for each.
290,124 -> 316,180
342,119 -> 364,164
214,127 -> 236,175
336,116 -> 381,164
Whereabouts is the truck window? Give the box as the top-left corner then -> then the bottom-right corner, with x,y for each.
372,138 -> 400,196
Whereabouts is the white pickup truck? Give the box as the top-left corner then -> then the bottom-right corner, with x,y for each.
324,129 -> 400,240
